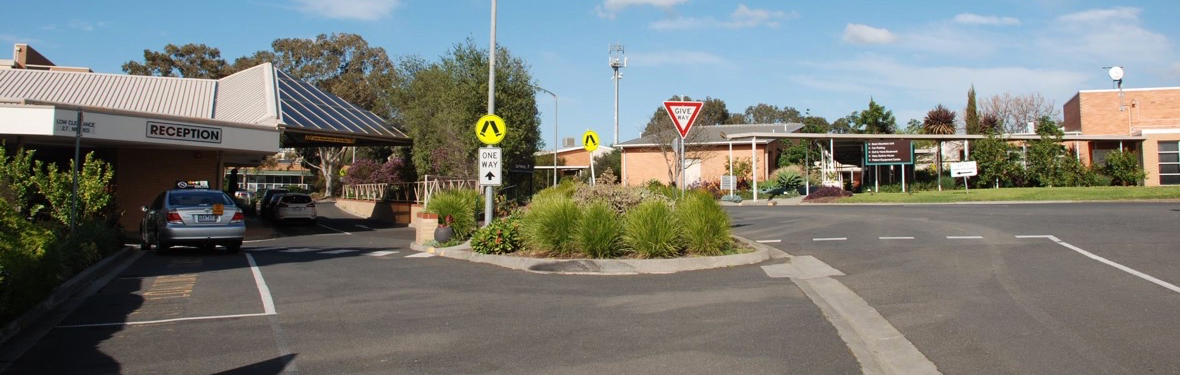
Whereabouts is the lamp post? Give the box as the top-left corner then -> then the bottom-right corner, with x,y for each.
535,86 -> 558,187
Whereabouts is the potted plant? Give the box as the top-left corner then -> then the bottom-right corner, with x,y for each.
434,215 -> 454,243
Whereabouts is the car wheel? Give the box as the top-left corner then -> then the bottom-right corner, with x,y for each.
155,232 -> 171,254
226,241 -> 242,254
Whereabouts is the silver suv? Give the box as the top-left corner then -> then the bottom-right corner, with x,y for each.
140,188 -> 245,253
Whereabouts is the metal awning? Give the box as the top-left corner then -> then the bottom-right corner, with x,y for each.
275,70 -> 410,147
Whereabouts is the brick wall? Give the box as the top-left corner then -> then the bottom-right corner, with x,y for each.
117,148 -> 221,231
1074,88 -> 1180,135
622,143 -> 772,186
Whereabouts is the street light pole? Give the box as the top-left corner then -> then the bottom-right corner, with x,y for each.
535,86 -> 558,187
609,43 -> 626,146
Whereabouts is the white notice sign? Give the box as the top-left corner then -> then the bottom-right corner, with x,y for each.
950,161 -> 978,178
479,147 -> 502,186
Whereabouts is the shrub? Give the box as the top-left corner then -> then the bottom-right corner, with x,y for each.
1102,150 -> 1146,186
426,189 -> 479,240
522,193 -> 580,255
575,203 -> 623,258
770,168 -> 805,191
676,191 -> 731,256
471,213 -> 523,254
804,186 -> 852,201
623,200 -> 681,258
572,183 -> 644,216
533,179 -> 578,202
720,194 -> 743,203
644,180 -> 681,200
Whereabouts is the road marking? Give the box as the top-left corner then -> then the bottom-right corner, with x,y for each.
756,239 -> 781,243
406,253 -> 436,258
947,236 -> 984,239
58,313 -> 272,328
365,250 -> 399,257
317,223 -> 351,235
1015,235 -> 1055,239
243,238 -> 277,243
879,236 -> 914,240
246,246 -> 281,252
321,249 -> 358,255
355,224 -> 372,230
813,237 -> 847,242
1042,235 -> 1180,295
245,253 -> 277,315
279,248 -> 319,253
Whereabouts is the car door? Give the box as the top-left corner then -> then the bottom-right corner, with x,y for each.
144,193 -> 166,238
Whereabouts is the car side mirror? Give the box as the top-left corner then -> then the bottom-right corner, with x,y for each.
141,206 -> 149,212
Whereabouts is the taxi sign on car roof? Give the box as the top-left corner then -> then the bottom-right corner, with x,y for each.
175,180 -> 210,189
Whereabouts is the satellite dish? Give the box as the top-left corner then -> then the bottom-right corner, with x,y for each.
1108,66 -> 1124,81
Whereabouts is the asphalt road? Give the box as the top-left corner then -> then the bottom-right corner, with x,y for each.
729,202 -> 1180,375
0,202 -> 859,375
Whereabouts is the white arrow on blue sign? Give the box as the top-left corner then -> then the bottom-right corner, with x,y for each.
479,147 -> 502,186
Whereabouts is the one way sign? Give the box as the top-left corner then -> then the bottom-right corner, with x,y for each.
479,147 -> 502,186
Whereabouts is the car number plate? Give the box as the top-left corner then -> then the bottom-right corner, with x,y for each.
197,214 -> 218,223
292,207 -> 302,211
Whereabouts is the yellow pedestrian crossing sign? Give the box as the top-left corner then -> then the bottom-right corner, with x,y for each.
582,130 -> 600,152
475,114 -> 507,145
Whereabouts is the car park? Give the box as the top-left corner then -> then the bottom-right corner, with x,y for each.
271,193 -> 317,223
140,184 -> 245,253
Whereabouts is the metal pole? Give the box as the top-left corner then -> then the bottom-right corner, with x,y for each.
805,141 -> 810,196
875,165 -> 879,193
901,163 -> 906,193
728,142 -> 734,197
680,136 -> 685,195
484,0 -> 496,226
752,136 -> 758,202
71,110 -> 82,232
614,67 -> 620,146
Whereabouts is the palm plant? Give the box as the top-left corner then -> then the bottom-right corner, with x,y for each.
924,105 -> 957,190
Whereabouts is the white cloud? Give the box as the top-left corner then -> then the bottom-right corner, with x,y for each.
597,0 -> 688,19
1169,62 -> 1180,79
291,0 -> 400,21
1041,7 -> 1174,67
67,21 -> 109,31
842,23 -> 898,45
628,50 -> 729,67
649,5 -> 796,30
954,13 -> 1020,26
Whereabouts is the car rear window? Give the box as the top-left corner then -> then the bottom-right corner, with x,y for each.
169,191 -> 234,207
281,195 -> 313,204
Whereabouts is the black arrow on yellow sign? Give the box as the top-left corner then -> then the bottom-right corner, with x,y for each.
480,120 -> 502,137
584,134 -> 597,146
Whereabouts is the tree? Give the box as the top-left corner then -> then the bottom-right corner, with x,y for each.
980,113 -> 1002,135
857,98 -> 897,134
972,131 -> 1023,188
801,115 -> 830,134
593,149 -> 622,184
1026,116 -> 1074,187
830,113 -> 859,134
696,97 -> 732,126
924,104 -> 957,189
123,43 -> 240,79
393,39 -> 541,192
980,92 -> 1060,134
903,119 -> 923,134
965,85 -> 980,135
743,104 -> 802,124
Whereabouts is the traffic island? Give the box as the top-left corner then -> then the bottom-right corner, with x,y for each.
408,235 -> 770,275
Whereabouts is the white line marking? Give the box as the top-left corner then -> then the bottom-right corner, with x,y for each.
1015,235 -> 1055,239
317,223 -> 351,235
58,313 -> 271,328
879,236 -> 914,240
279,248 -> 319,253
406,253 -> 436,258
321,249 -> 358,255
756,239 -> 782,243
1044,236 -> 1180,295
246,253 -> 277,315
246,247 -> 280,252
243,238 -> 277,243
365,250 -> 399,257
812,237 -> 847,242
947,236 -> 984,239
355,224 -> 372,230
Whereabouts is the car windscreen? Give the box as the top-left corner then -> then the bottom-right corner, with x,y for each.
168,191 -> 234,207
281,195 -> 313,204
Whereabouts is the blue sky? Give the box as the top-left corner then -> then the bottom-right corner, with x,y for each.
4,0 -> 1179,148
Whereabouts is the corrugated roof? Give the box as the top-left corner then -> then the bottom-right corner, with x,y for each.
275,70 -> 408,140
213,64 -> 277,125
616,123 -> 803,147
0,69 -> 215,118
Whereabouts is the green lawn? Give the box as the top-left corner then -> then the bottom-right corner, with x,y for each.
838,186 -> 1180,203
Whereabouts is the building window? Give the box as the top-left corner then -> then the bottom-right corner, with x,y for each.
1160,141 -> 1180,185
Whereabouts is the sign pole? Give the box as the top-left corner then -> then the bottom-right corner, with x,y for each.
964,177 -> 969,194
484,0 -> 497,227
71,110 -> 82,232
901,163 -> 906,193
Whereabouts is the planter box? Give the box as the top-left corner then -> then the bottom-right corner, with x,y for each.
415,212 -> 439,245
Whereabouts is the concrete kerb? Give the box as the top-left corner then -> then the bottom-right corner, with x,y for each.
408,235 -> 774,275
0,247 -> 137,347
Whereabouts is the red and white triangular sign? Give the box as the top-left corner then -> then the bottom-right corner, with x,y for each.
663,101 -> 704,139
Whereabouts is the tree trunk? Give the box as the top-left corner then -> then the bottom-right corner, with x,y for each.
937,142 -> 943,191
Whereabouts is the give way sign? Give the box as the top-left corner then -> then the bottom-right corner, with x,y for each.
663,101 -> 704,139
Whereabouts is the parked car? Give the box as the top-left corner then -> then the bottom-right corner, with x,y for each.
257,188 -> 288,217
140,186 -> 245,253
271,193 -> 317,223
232,190 -> 255,215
